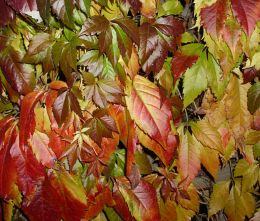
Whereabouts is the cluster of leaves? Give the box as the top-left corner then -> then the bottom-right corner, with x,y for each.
0,0 -> 260,220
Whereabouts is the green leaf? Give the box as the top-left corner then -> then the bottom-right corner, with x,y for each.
205,53 -> 226,99
183,53 -> 208,107
104,207 -> 123,221
224,180 -> 256,221
247,82 -> 260,114
209,180 -> 230,217
158,0 -> 183,17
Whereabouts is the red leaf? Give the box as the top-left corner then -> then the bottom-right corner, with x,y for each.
116,177 -> 160,221
113,183 -> 135,221
200,0 -> 228,37
124,0 -> 141,14
10,135 -> 45,198
0,116 -> 15,148
85,185 -> 114,220
231,0 -> 260,36
0,0 -> 15,27
20,91 -> 44,151
0,124 -> 17,199
7,0 -> 37,13
243,67 -> 260,84
154,16 -> 185,37
0,48 -> 35,95
29,130 -> 57,168
48,130 -> 67,158
48,170 -> 87,221
23,179 -> 61,221
108,105 -> 138,177
139,23 -> 169,74
171,52 -> 198,82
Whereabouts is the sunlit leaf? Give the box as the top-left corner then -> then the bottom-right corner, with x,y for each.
231,0 -> 260,36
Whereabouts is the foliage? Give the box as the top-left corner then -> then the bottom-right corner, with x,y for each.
0,0 -> 260,220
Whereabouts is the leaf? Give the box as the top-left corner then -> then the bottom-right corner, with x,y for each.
183,54 -> 208,107
200,0 -> 228,37
171,52 -> 198,82
116,177 -> 160,221
139,23 -> 168,74
208,180 -> 230,217
126,75 -> 177,151
53,90 -> 70,126
200,146 -> 219,179
78,50 -> 104,77
23,179 -> 62,221
84,109 -> 118,146
0,48 -> 35,95
158,0 -> 183,17
231,0 -> 260,36
190,118 -> 223,153
36,0 -> 50,23
7,0 -> 37,13
48,169 -> 87,221
113,18 -> 139,45
0,0 -> 15,27
108,105 -> 137,177
0,125 -> 17,199
224,180 -> 256,221
125,0 -> 141,15
104,207 -> 123,221
23,32 -> 54,73
10,135 -> 45,198
223,76 -> 251,147
177,129 -> 201,189
20,91 -> 44,151
153,16 -> 184,37
140,0 -> 156,18
80,15 -> 110,35
247,82 -> 260,114
28,130 -> 56,168
51,0 -> 75,28
84,185 -> 114,220
84,74 -> 123,108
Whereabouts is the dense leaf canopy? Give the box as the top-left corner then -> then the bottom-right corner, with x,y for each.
0,0 -> 260,220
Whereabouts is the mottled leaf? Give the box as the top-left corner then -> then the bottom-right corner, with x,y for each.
126,75 -> 177,151
80,16 -> 110,35
116,177 -> 160,221
177,129 -> 201,189
200,0 -> 228,37
171,52 -> 198,82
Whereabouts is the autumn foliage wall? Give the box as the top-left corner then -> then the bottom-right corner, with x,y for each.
0,0 -> 260,220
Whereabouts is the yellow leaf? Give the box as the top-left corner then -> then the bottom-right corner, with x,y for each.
190,118 -> 223,153
223,76 -> 252,150
140,0 -> 157,18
